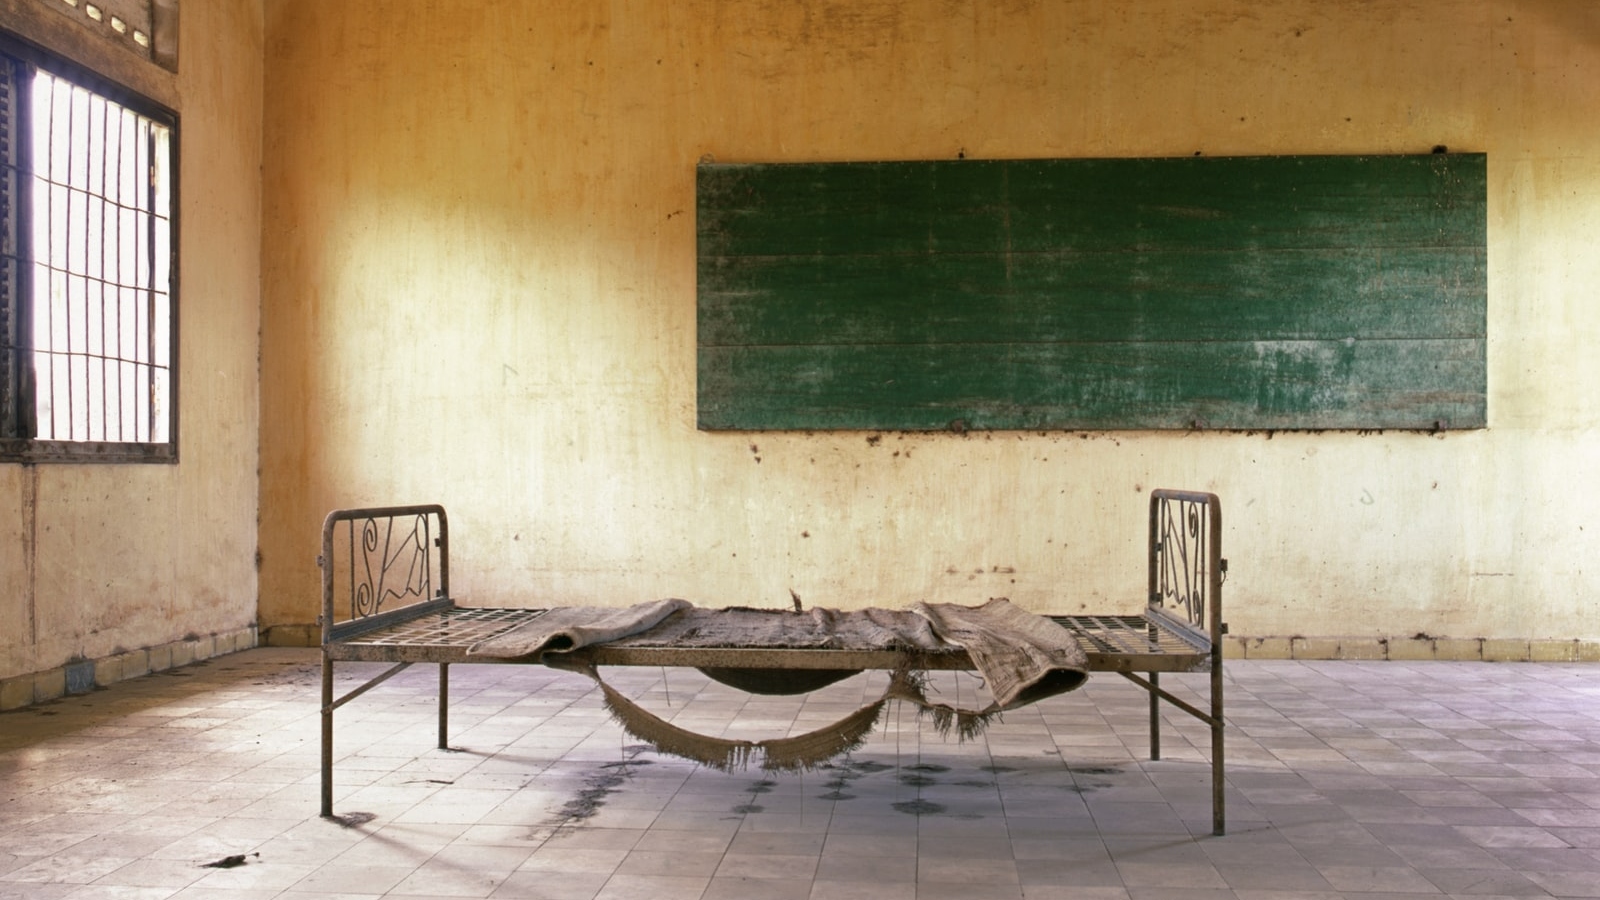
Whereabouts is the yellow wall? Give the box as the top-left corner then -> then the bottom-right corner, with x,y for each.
0,2 -> 263,686
259,1 -> 1600,645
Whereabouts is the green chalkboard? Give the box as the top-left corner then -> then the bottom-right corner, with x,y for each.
697,154 -> 1486,431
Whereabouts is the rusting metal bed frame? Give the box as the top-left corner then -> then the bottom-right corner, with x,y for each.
320,489 -> 1228,834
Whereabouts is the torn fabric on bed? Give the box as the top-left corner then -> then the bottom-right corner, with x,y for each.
466,597 -> 693,657
467,597 -> 1088,710
465,597 -> 1089,769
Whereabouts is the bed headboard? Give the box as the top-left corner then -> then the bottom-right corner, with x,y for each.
319,505 -> 451,643
1147,489 -> 1225,642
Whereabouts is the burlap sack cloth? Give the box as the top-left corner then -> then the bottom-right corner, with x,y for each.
468,597 -> 1088,771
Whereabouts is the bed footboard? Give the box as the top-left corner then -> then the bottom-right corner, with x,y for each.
319,504 -> 451,818
1142,489 -> 1226,834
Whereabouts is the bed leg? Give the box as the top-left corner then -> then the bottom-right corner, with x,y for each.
438,663 -> 449,750
321,654 -> 334,818
1211,653 -> 1226,836
1148,671 -> 1162,761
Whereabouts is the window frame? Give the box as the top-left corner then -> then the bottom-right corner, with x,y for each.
0,30 -> 179,464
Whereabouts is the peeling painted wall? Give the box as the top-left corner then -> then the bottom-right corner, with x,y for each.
0,2 -> 263,684
258,0 -> 1600,644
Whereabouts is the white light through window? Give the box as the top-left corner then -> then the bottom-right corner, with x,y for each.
28,69 -> 171,444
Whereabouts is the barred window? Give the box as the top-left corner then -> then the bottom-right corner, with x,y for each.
1,35 -> 176,462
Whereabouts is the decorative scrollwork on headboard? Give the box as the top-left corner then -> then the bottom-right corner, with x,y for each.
321,505 -> 449,630
350,513 -> 433,619
1149,490 -> 1222,632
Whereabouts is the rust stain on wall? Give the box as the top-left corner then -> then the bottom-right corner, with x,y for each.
20,466 -> 37,646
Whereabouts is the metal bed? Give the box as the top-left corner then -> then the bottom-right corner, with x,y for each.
320,489 -> 1228,834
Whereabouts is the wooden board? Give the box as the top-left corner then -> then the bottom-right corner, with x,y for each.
696,154 -> 1486,431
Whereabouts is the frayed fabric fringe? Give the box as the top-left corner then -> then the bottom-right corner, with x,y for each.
883,667 -> 1004,742
584,663 -> 1003,772
596,679 -> 888,772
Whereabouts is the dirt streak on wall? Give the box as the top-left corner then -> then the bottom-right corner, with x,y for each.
0,2 -> 264,685
21,467 -> 37,646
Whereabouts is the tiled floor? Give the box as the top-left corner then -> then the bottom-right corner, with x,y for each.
2,650 -> 1599,899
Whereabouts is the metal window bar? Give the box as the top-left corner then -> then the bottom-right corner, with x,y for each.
0,56 -> 22,439
26,67 -> 169,443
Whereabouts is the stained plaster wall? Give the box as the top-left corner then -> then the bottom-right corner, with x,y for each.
0,1 -> 263,690
258,0 -> 1600,652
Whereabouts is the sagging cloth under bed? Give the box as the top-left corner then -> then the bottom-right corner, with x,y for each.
465,597 -> 1089,771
